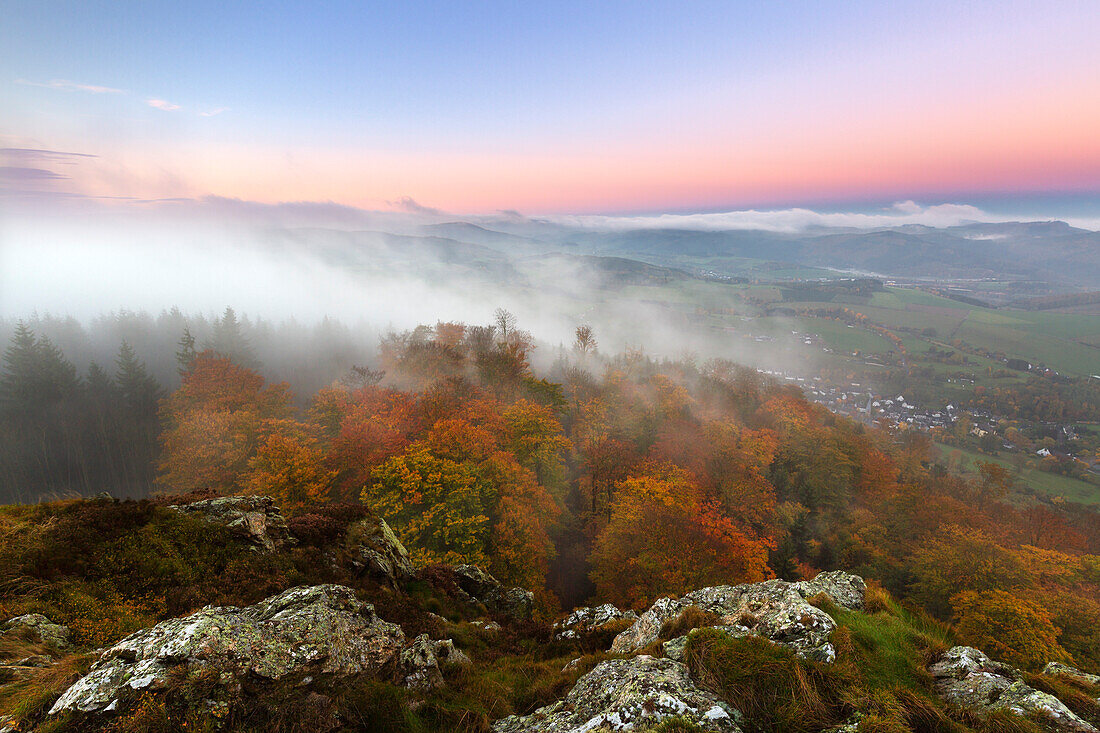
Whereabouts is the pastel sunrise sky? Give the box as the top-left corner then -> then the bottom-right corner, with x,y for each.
4,0 -> 1100,215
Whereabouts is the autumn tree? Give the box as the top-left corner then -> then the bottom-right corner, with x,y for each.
951,589 -> 1071,670
365,442 -> 495,567
243,426 -> 337,513
908,526 -> 1033,618
502,400 -> 571,494
573,324 -> 597,356
314,385 -> 420,501
590,464 -> 773,608
158,351 -> 294,494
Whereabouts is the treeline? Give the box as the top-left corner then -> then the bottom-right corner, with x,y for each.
1015,291 -> 1100,311
153,315 -> 1100,670
0,323 -> 161,502
0,308 -> 382,502
965,377 -> 1100,423
0,307 -> 377,398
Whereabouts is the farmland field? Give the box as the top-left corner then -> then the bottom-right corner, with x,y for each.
935,442 -> 1100,505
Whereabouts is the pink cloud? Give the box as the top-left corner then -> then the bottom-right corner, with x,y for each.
147,98 -> 181,111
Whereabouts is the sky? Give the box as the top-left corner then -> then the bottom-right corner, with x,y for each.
3,0 -> 1100,215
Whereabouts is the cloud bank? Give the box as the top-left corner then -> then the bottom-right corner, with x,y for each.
537,201 -> 1013,233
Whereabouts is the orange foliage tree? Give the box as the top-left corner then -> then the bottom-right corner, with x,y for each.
590,464 -> 774,608
363,416 -> 561,587
158,351 -> 295,494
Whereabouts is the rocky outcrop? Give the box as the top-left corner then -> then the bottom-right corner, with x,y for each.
169,496 -> 293,552
491,655 -> 741,732
399,634 -> 472,690
49,585 -> 404,717
401,634 -> 445,690
1,613 -> 71,651
346,515 -> 414,583
1044,662 -> 1100,688
794,571 -> 867,611
451,565 -> 535,621
611,573 -> 866,663
930,647 -> 1097,733
553,603 -> 638,641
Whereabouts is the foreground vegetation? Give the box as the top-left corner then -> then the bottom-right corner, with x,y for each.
3,311 -> 1100,731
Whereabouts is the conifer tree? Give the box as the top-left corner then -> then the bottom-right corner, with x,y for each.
176,327 -> 197,375
206,307 -> 259,368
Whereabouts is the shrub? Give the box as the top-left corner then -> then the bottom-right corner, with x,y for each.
950,590 -> 1070,671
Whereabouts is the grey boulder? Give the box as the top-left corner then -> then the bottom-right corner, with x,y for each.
347,514 -> 414,582
491,655 -> 741,732
400,634 -> 471,690
794,571 -> 867,611
169,495 -> 293,552
611,574 -> 866,663
49,584 -> 404,717
1,613 -> 71,652
554,604 -> 638,641
1044,662 -> 1100,688
931,646 -> 1097,733
451,565 -> 535,621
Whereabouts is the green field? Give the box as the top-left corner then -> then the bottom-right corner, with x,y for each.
771,287 -> 1100,376
935,442 -> 1100,505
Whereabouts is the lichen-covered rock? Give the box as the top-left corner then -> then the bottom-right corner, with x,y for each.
1044,662 -> 1100,688
401,634 -> 444,690
611,577 -> 850,663
400,635 -> 471,690
49,585 -> 404,717
451,565 -> 535,621
347,514 -> 413,582
169,495 -> 293,552
491,655 -> 741,732
0,613 -> 71,652
794,571 -> 867,611
554,603 -> 638,641
433,638 -> 472,668
0,653 -> 55,682
930,647 -> 1097,732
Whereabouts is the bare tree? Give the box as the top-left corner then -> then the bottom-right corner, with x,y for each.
573,324 -> 597,355
494,308 -> 517,341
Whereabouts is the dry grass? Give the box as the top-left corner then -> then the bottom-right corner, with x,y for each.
684,628 -> 848,733
659,606 -> 722,640
864,581 -> 894,615
0,653 -> 93,725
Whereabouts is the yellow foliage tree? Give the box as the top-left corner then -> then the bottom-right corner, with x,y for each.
242,427 -> 337,514
951,589 -> 1071,670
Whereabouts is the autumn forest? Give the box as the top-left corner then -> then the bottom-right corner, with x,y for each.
3,308 -> 1098,680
